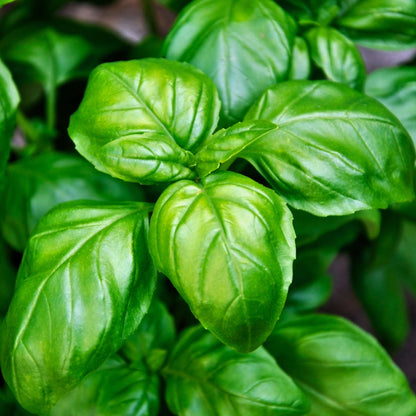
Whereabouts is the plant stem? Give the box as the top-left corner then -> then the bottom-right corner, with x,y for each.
16,110 -> 38,143
142,0 -> 158,36
46,87 -> 56,131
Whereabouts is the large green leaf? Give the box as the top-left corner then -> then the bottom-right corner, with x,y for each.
149,171 -> 295,352
0,201 -> 157,414
336,0 -> 416,50
365,66 -> 416,146
0,59 -> 19,176
164,326 -> 309,416
121,299 -> 176,371
243,80 -> 415,216
164,0 -> 296,125
1,152 -> 145,251
50,357 -> 159,416
266,314 -> 416,416
305,26 -> 366,90
68,58 -> 220,184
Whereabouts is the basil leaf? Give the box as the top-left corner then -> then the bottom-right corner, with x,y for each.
393,220 -> 416,297
365,66 -> 416,146
0,238 -> 16,315
293,209 -> 381,246
266,314 -> 416,416
164,0 -> 296,125
245,80 -> 415,216
289,37 -> 311,80
121,299 -> 176,371
1,27 -> 93,91
0,201 -> 157,414
50,357 -> 159,416
1,152 -> 145,251
336,0 -> 416,50
352,212 -> 409,350
156,0 -> 192,12
305,26 -> 366,90
0,59 -> 19,177
286,248 -> 334,314
164,326 -> 309,416
0,0 -> 15,6
196,120 -> 278,177
68,58 -> 220,183
149,171 -> 295,352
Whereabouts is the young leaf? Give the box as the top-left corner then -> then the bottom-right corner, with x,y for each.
336,0 -> 416,50
149,171 -> 295,352
164,326 -> 309,416
244,80 -> 415,216
50,357 -> 159,416
365,66 -> 416,146
68,58 -> 220,183
164,0 -> 296,125
1,152 -> 145,251
0,58 -> 19,176
0,201 -> 157,414
305,26 -> 366,90
289,37 -> 311,80
121,299 -> 176,371
266,314 -> 416,416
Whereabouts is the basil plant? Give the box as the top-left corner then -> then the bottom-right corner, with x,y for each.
1,0 -> 416,415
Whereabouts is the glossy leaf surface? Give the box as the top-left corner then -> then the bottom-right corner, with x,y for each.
164,326 -> 309,416
289,37 -> 310,80
305,26 -> 366,90
1,152 -> 145,251
0,59 -> 19,176
50,357 -> 159,416
245,80 -> 415,216
164,0 -> 296,125
365,66 -> 416,145
68,58 -> 220,183
266,314 -> 416,415
121,299 -> 176,371
0,201 -> 157,414
149,171 -> 295,352
336,0 -> 416,50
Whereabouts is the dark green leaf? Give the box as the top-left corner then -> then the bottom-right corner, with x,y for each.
279,0 -> 341,24
293,209 -> 381,246
50,356 -> 159,416
121,299 -> 176,371
0,201 -> 157,414
266,314 -> 416,416
1,152 -> 145,251
286,248 -> 334,313
336,0 -> 416,50
1,27 -> 93,93
156,0 -> 192,12
0,59 -> 19,176
365,66 -> 416,146
0,238 -> 16,315
244,80 -> 415,216
0,0 -> 15,6
352,212 -> 409,350
305,26 -> 366,90
149,171 -> 295,352
68,58 -> 220,183
391,220 -> 416,298
164,0 -> 296,125
164,326 -> 309,416
289,37 -> 311,80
